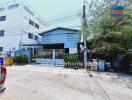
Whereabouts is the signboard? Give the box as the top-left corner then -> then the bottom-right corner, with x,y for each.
112,6 -> 124,16
0,58 -> 3,65
69,48 -> 77,54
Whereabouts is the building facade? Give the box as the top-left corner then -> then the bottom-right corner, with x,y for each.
35,27 -> 80,65
0,0 -> 47,54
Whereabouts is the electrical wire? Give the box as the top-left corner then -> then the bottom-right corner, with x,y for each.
45,15 -> 81,25
0,8 -> 83,35
44,9 -> 81,20
0,24 -> 82,37
44,9 -> 82,25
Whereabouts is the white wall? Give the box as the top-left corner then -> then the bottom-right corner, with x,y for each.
0,1 -> 47,53
0,2 -> 22,51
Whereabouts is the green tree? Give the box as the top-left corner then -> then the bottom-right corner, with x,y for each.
89,0 -> 132,61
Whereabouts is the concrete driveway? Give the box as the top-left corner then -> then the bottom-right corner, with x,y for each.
0,65 -> 132,100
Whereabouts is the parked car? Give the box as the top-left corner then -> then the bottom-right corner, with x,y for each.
0,58 -> 7,93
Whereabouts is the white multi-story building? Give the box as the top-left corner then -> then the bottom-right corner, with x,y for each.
0,0 -> 47,54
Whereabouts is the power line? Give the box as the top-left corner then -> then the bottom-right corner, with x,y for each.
45,15 -> 81,25
0,23 -> 82,37
0,23 -> 44,32
44,10 -> 82,25
66,26 -> 81,29
0,16 -> 80,31
0,9 -> 83,31
45,14 -> 80,23
0,18 -> 80,33
44,9 -> 81,20
47,16 -> 81,26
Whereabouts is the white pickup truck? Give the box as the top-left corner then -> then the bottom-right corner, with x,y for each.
0,58 -> 6,93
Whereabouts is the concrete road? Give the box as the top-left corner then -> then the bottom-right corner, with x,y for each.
0,65 -> 132,100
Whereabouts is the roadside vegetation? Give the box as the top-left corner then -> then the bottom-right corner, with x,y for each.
84,0 -> 132,69
91,0 -> 131,59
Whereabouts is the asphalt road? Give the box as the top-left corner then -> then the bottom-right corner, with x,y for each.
0,65 -> 132,100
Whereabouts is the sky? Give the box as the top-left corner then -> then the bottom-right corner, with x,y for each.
0,0 -> 84,29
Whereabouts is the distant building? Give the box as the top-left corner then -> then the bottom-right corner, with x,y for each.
29,27 -> 80,64
0,0 -> 47,54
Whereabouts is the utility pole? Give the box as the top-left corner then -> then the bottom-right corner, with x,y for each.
82,0 -> 88,69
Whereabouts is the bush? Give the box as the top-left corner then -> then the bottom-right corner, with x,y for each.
91,31 -> 131,61
15,54 -> 28,64
94,43 -> 126,61
64,54 -> 83,69
22,54 -> 28,64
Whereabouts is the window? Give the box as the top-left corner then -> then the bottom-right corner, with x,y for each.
27,48 -> 30,50
30,48 -> 33,55
0,47 -> 3,52
34,35 -> 38,41
8,4 -> 19,9
65,48 -> 69,53
29,19 -> 34,26
0,16 -> 6,21
35,23 -> 39,29
55,49 -> 64,59
0,30 -> 4,36
22,48 -> 26,50
34,48 -> 38,55
39,50 -> 53,59
28,33 -> 33,39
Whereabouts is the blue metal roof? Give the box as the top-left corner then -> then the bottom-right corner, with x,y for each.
39,27 -> 79,36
